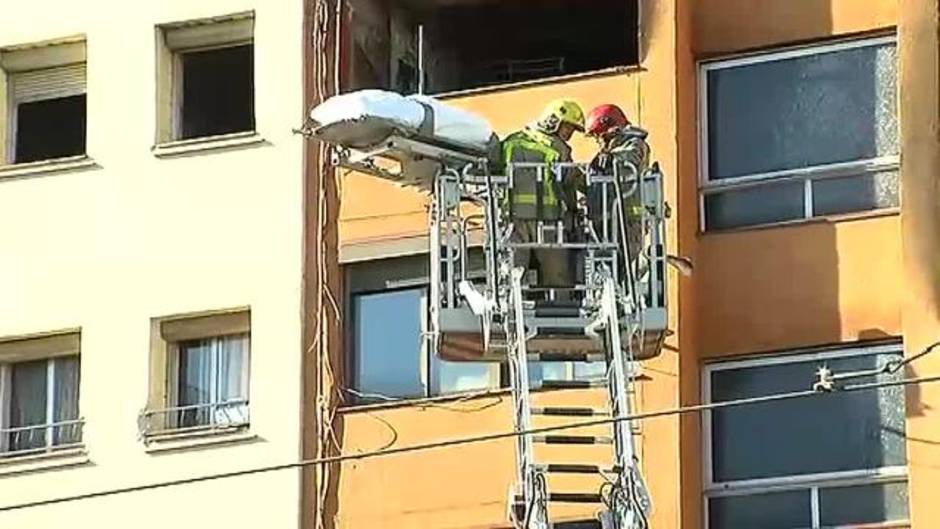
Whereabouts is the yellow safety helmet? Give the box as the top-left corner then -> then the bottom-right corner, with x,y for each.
536,99 -> 585,134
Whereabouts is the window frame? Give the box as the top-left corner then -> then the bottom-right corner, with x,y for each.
0,37 -> 88,167
345,253 -> 611,405
143,308 -> 251,439
345,254 -> 502,404
697,34 -> 900,232
155,12 -> 256,148
170,42 -> 253,141
165,333 -> 251,431
348,282 -> 502,403
701,342 -> 909,529
0,329 -> 83,458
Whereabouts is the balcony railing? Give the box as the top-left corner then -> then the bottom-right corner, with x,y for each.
481,57 -> 566,84
138,399 -> 249,438
0,419 -> 84,458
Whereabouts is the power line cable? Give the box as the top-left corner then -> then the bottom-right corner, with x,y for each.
3,372 -> 939,513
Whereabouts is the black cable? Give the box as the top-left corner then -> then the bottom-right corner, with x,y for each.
4,374 -> 940,512
887,340 -> 940,373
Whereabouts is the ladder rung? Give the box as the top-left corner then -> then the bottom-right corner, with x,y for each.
532,299 -> 582,309
538,327 -> 587,336
528,352 -> 606,363
533,307 -> 582,317
538,463 -> 606,474
540,379 -> 607,389
533,435 -> 613,445
548,492 -> 603,503
532,406 -> 607,417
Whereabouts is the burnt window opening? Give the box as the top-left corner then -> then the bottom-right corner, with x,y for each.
345,0 -> 639,94
14,94 -> 87,164
179,44 -> 255,140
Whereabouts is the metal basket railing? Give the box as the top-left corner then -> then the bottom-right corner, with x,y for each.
0,419 -> 84,457
138,399 -> 249,438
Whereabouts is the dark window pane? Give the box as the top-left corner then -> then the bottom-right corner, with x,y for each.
9,360 -> 49,451
819,481 -> 909,526
354,289 -> 425,399
708,490 -> 811,529
180,44 -> 254,139
178,339 -> 214,426
355,0 -> 639,94
555,521 -> 602,529
812,170 -> 899,216
704,180 -> 804,230
708,41 -> 897,179
711,352 -> 906,482
14,95 -> 86,163
52,356 -> 81,445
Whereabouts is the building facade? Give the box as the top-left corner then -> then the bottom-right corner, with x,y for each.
1,1 -> 940,529
0,0 -> 310,527
327,0 -> 940,528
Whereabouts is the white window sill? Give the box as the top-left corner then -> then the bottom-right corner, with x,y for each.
144,426 -> 255,454
152,131 -> 265,158
0,155 -> 97,180
701,207 -> 900,235
0,446 -> 89,477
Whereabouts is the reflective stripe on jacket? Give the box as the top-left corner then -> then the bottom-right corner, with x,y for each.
501,127 -> 570,220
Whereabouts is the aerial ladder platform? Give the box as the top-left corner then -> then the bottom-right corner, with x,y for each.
310,94 -> 671,528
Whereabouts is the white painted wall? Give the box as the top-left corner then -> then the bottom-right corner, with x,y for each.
0,1 -> 306,527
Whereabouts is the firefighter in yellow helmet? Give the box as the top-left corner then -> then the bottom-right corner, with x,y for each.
500,99 -> 585,294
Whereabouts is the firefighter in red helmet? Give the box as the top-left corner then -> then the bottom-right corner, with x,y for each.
585,104 -> 651,266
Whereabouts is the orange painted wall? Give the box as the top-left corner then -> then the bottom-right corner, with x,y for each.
687,0 -> 904,359
680,2 -> 901,528
694,0 -> 896,57
332,0 -> 909,528
334,0 -> 687,524
696,215 -> 903,358
334,389 -> 631,528
334,68 -> 686,528
897,0 -> 940,526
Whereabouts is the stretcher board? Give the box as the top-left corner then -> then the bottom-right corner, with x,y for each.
309,90 -> 499,189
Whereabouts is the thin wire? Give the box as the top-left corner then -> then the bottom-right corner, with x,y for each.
4,374 -> 939,513
343,387 -> 504,413
887,340 -> 940,373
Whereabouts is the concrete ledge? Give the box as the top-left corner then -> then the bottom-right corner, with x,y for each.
144,428 -> 256,454
0,446 -> 89,477
152,131 -> 265,158
0,155 -> 97,181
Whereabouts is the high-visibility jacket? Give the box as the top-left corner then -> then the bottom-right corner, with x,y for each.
500,127 -> 575,220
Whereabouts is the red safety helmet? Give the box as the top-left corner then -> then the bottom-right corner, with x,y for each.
585,104 -> 631,138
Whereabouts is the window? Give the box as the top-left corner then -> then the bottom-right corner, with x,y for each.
703,343 -> 909,529
352,287 -> 497,400
177,45 -> 254,139
171,334 -> 249,429
0,331 -> 82,457
157,13 -> 254,143
1,40 -> 87,165
347,254 -> 607,402
143,310 -> 250,437
345,0 -> 639,94
699,36 -> 899,230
